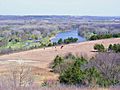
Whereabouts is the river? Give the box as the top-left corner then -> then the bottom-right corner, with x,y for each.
51,30 -> 86,43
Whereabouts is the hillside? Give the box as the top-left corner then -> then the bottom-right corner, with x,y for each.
0,38 -> 120,84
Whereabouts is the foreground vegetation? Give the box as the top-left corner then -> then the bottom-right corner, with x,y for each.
0,52 -> 119,90
0,41 -> 119,89
51,52 -> 120,87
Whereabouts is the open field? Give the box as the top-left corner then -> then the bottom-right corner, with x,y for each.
0,38 -> 120,84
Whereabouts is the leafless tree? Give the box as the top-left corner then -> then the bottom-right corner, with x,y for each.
88,53 -> 120,85
0,63 -> 34,90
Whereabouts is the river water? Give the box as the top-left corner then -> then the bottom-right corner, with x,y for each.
51,30 -> 86,43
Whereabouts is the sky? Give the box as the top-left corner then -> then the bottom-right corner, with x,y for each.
0,0 -> 120,16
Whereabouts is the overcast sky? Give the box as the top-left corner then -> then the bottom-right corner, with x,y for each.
0,0 -> 119,16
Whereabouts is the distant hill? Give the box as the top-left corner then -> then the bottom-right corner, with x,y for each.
0,15 -> 120,21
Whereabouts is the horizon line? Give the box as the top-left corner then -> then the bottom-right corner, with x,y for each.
0,15 -> 120,17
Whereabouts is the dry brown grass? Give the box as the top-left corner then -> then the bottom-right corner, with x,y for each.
0,38 -> 120,83
9,85 -> 120,90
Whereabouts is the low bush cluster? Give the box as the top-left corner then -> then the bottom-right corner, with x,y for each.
51,53 -> 120,87
93,43 -> 120,53
94,44 -> 105,52
108,44 -> 120,53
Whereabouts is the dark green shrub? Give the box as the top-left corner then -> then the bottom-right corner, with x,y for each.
58,38 -> 63,44
59,57 -> 88,85
51,54 -> 75,73
94,44 -> 105,52
47,43 -> 53,47
108,44 -> 120,53
52,53 -> 120,87
108,44 -> 113,50
53,42 -> 57,46
51,55 -> 65,73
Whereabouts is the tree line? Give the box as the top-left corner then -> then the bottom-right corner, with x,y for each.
48,37 -> 78,46
89,33 -> 120,40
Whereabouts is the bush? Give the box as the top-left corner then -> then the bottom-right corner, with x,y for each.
54,53 -> 120,87
59,57 -> 103,87
52,55 -> 63,68
59,57 -> 88,85
47,43 -> 53,47
94,44 -> 105,52
84,67 -> 102,87
58,38 -> 63,44
51,54 -> 75,73
108,44 -> 120,53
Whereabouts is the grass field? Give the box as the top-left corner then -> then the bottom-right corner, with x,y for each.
0,38 -> 120,84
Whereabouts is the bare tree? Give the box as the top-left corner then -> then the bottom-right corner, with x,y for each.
0,63 -> 34,90
88,53 -> 120,85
